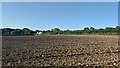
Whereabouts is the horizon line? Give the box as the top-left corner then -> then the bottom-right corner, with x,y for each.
0,26 -> 118,31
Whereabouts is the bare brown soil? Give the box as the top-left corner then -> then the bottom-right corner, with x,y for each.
2,35 -> 119,67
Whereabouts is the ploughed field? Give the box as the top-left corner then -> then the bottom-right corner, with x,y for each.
2,35 -> 119,66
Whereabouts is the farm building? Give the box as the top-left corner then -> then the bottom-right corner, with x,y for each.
36,32 -> 42,35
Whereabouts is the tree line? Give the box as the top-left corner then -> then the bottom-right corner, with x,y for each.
1,26 -> 120,36
1,28 -> 36,36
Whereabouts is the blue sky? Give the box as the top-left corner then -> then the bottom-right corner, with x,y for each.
2,2 -> 118,30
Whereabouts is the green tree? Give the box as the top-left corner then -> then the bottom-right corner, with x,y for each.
84,27 -> 89,30
51,28 -> 61,34
11,29 -> 23,36
22,28 -> 31,35
2,28 -> 14,36
90,27 -> 95,30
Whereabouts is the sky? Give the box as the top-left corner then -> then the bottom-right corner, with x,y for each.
2,0 -> 120,2
2,2 -> 118,30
